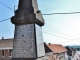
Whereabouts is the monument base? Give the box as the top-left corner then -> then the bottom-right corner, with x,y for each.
10,56 -> 49,60
12,24 -> 45,58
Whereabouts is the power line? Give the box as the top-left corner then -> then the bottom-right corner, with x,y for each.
0,18 -> 79,41
59,39 -> 80,43
43,32 -> 80,41
13,5 -> 80,15
0,18 -> 10,22
0,2 -> 14,11
0,2 -> 13,22
0,18 -> 80,43
42,12 -> 80,15
0,18 -> 74,40
1,1 -> 80,15
43,29 -> 70,39
43,32 -> 73,40
43,25 -> 70,37
0,17 -> 75,40
43,32 -> 80,43
0,1 -> 80,44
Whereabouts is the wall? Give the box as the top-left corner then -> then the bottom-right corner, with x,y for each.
0,49 -> 12,60
52,52 -> 67,60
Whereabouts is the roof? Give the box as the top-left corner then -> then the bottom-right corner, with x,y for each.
46,44 -> 67,53
44,43 -> 52,53
0,38 -> 13,47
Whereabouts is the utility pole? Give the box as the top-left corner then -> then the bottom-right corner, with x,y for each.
11,0 -> 46,60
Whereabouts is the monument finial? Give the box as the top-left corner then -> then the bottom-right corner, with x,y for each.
11,0 -> 44,26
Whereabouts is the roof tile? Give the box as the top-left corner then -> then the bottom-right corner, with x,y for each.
0,38 -> 13,47
46,44 -> 67,53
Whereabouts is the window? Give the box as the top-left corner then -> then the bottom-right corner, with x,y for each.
54,58 -> 55,60
59,57 -> 61,60
9,49 -> 12,56
56,56 -> 57,59
2,50 -> 4,56
62,56 -> 63,58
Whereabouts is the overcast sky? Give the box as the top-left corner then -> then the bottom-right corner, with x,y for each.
1,0 -> 80,46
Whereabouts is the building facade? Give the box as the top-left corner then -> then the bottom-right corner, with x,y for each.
0,37 -> 13,60
0,37 -> 68,60
44,43 -> 68,60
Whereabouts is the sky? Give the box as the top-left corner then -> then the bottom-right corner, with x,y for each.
1,0 -> 80,46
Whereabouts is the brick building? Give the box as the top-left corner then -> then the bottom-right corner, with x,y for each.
0,37 -> 13,60
0,37 -> 68,60
44,43 -> 68,60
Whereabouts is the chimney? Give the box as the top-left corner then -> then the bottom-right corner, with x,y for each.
1,37 -> 4,40
49,43 -> 51,45
44,42 -> 46,44
44,42 -> 46,46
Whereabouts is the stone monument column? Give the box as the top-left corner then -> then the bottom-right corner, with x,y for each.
11,0 -> 46,60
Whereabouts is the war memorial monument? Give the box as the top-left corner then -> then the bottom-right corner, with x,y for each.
11,0 -> 47,60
